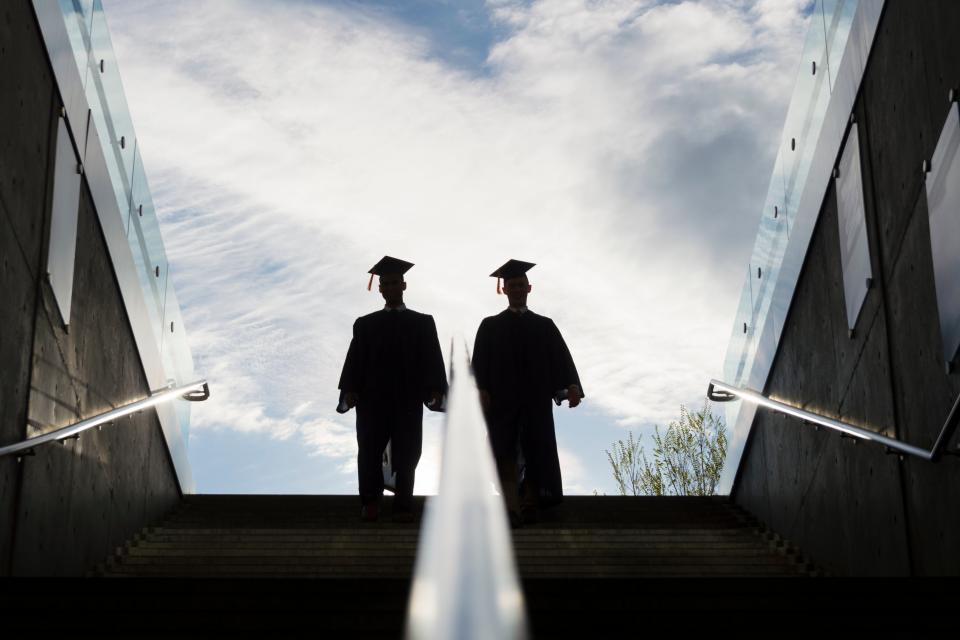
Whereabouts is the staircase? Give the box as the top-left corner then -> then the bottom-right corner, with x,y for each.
97,495 -> 814,579
93,495 -> 815,635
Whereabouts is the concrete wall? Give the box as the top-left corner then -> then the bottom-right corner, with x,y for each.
0,0 -> 180,576
733,1 -> 960,576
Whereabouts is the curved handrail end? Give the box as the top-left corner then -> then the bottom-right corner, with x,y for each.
182,382 -> 210,402
707,379 -> 737,402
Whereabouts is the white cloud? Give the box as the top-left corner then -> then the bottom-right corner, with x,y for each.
557,446 -> 590,495
102,0 -> 809,492
301,418 -> 357,460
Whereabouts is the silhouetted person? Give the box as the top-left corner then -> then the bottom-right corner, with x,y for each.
472,259 -> 583,527
338,256 -> 447,522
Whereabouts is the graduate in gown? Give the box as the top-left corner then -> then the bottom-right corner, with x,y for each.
472,259 -> 583,526
337,256 -> 447,522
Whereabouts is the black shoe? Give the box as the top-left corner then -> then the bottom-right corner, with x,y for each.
508,510 -> 523,529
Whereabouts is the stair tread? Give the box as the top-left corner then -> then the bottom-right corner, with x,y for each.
99,495 -> 813,580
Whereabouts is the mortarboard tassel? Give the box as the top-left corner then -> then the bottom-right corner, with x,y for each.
367,273 -> 374,291
496,277 -> 501,295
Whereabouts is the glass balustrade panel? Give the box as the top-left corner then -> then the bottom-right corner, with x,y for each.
126,156 -> 169,348
782,2 -> 831,223
162,283 -> 195,446
823,0 -> 859,88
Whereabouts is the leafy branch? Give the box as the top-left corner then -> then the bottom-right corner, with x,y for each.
605,402 -> 727,496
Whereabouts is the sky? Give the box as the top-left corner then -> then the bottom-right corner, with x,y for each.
100,0 -> 812,496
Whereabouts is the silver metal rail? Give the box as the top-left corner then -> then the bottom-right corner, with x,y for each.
0,380 -> 209,459
405,340 -> 526,640
708,379 -> 960,462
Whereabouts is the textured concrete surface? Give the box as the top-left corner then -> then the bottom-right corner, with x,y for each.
0,0 -> 55,277
0,0 -> 180,575
736,195 -> 910,576
0,202 -> 40,576
884,191 -> 960,575
920,2 -> 960,141
859,1 -> 937,281
733,1 -> 960,575
9,176 -> 181,577
0,0 -> 57,577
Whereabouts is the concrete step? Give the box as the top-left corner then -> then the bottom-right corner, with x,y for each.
112,550 -> 794,566
97,495 -> 816,580
92,494 -> 820,636
99,564 -> 805,579
126,540 -> 770,553
144,525 -> 754,536
145,526 -> 421,536
100,566 -> 415,578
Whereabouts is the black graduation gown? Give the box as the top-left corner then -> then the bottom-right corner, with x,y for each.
472,309 -> 583,506
338,309 -> 447,500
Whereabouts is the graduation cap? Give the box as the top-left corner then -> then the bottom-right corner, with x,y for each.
490,259 -> 535,294
368,256 -> 414,291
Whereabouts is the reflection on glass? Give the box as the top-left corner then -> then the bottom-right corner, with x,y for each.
782,1 -> 831,219
127,188 -> 169,344
721,270 -> 754,432
822,0 -> 858,89
768,152 -> 789,239
162,284 -> 195,445
926,104 -> 960,367
766,204 -> 793,352
723,269 -> 755,387
59,0 -> 95,76
127,147 -> 150,235
749,155 -> 790,329
836,125 -> 871,330
86,0 -> 137,213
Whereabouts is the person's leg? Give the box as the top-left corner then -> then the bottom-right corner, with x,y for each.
392,466 -> 416,515
517,414 -> 541,523
519,473 -> 540,524
357,406 -> 390,516
496,455 -> 522,518
390,407 -> 423,515
521,475 -> 539,509
489,414 -> 523,525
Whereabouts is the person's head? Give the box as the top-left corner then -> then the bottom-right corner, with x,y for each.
502,274 -> 531,308
379,273 -> 406,306
491,259 -> 536,307
367,256 -> 414,306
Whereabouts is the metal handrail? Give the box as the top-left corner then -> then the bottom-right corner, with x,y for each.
405,340 -> 526,640
708,378 -> 960,462
0,380 -> 209,459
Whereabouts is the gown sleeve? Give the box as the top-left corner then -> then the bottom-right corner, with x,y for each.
549,319 -> 583,398
337,319 -> 364,412
471,318 -> 493,392
422,315 -> 449,411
